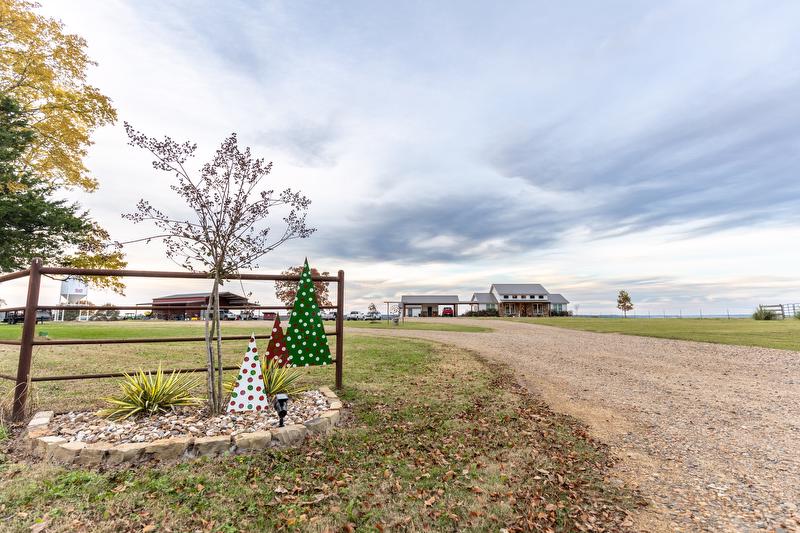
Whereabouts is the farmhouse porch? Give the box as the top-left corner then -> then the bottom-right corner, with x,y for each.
500,301 -> 550,317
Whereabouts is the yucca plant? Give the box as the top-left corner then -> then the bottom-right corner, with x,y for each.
225,359 -> 306,399
100,365 -> 202,420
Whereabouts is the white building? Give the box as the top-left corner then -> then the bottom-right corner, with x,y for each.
471,283 -> 569,317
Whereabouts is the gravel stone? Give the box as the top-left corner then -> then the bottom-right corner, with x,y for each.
48,390 -> 327,445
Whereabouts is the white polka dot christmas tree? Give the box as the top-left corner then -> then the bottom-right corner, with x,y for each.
227,334 -> 270,413
285,258 -> 332,367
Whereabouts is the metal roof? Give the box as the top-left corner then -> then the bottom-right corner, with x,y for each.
470,292 -> 498,303
400,295 -> 460,304
491,283 -> 549,295
153,291 -> 248,302
548,293 -> 569,304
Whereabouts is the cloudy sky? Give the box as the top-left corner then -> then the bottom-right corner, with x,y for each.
12,0 -> 800,314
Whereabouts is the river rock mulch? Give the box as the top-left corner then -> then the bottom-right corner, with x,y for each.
49,390 -> 328,444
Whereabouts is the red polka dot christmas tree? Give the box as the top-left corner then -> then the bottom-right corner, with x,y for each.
285,259 -> 332,367
227,334 -> 270,412
265,314 -> 289,366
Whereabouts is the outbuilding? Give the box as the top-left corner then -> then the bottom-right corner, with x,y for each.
151,291 -> 250,320
399,295 -> 460,317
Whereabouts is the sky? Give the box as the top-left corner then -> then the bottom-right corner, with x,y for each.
6,0 -> 799,314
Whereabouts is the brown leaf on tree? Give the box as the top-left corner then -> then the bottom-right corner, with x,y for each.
275,265 -> 332,306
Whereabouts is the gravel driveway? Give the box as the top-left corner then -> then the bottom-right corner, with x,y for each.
353,319 -> 800,532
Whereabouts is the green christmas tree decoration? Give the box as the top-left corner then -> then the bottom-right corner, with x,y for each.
285,258 -> 332,367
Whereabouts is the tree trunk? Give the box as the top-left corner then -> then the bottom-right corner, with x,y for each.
204,278 -> 218,412
214,277 -> 224,413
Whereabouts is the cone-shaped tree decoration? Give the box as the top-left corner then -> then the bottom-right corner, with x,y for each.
227,334 -> 270,412
265,314 -> 289,367
285,259 -> 332,367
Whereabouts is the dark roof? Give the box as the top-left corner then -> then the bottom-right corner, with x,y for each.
471,292 -> 498,304
491,283 -> 549,295
400,295 -> 460,304
548,293 -> 569,304
153,291 -> 248,303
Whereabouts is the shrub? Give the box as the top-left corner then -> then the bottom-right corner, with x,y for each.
100,365 -> 202,420
225,358 -> 306,398
752,307 -> 778,320
463,309 -> 499,317
795,311 -> 800,320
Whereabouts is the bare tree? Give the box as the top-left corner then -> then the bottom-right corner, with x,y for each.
121,123 -> 314,413
367,303 -> 377,313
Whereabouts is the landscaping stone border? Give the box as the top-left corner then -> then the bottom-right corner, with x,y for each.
21,387 -> 343,467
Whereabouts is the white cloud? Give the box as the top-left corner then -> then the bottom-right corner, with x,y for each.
10,0 -> 797,315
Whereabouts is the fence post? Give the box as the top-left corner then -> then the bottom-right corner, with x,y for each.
335,270 -> 344,390
12,258 -> 43,421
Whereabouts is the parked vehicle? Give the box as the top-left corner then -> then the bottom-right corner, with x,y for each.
347,311 -> 365,321
364,311 -> 382,321
442,307 -> 454,317
3,310 -> 52,324
321,311 -> 337,321
210,310 -> 237,320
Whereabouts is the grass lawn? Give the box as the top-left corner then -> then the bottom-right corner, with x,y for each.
0,318 -> 490,343
344,319 -> 491,333
504,317 -> 800,351
0,326 -> 638,531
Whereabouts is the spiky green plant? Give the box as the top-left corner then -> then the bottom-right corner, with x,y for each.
99,365 -> 202,420
225,358 -> 306,399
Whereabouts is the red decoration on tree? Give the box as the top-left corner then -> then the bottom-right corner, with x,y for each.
265,314 -> 289,367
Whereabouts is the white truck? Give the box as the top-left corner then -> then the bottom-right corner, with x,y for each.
346,311 -> 365,321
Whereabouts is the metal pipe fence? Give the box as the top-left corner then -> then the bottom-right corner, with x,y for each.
1,259 -> 345,421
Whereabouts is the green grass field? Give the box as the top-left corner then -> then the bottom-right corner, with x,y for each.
505,317 -> 800,351
0,318 -> 489,342
0,326 -> 635,531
